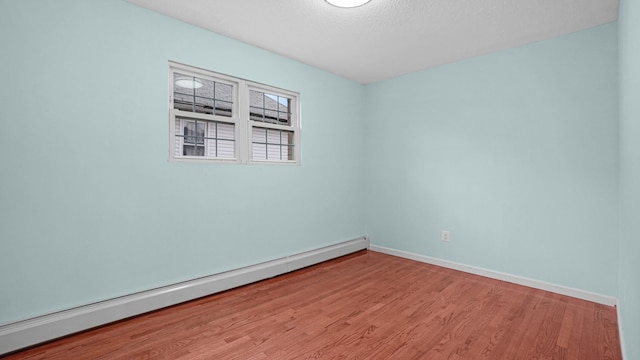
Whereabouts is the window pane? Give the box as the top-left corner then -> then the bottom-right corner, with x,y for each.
250,106 -> 265,121
266,129 -> 281,144
252,127 -> 267,143
265,110 -> 278,124
217,122 -> 235,140
184,145 -> 205,156
252,142 -> 266,160
249,90 -> 291,126
195,78 -> 214,98
174,72 -> 233,117
184,121 -> 196,144
174,93 -> 193,112
251,127 -> 294,161
285,132 -> 294,161
267,144 -> 281,160
217,140 -> 235,158
177,117 -> 235,159
216,83 -> 233,102
173,73 -> 199,95
215,100 -> 233,117
196,122 -> 205,145
283,131 -> 294,145
250,90 -> 264,107
207,123 -> 217,157
183,121 -> 205,144
277,97 -> 291,124
194,97 -> 215,115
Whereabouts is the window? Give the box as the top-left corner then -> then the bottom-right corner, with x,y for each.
169,62 -> 300,164
249,88 -> 295,161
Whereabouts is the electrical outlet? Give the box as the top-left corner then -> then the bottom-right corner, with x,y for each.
441,230 -> 450,242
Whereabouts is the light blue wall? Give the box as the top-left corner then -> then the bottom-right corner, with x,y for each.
618,0 -> 640,358
0,0 -> 366,324
364,24 -> 619,296
0,1 -> 628,348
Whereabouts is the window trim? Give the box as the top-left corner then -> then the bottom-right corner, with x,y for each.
168,61 -> 300,165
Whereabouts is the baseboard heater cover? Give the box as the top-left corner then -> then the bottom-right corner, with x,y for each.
0,236 -> 369,355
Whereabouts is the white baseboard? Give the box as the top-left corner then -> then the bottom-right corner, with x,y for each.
370,244 -> 617,307
617,305 -> 627,360
0,236 -> 369,356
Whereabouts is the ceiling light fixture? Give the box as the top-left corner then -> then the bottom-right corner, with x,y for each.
175,77 -> 203,89
325,0 -> 371,8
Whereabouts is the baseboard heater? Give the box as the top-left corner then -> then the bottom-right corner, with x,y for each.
0,236 -> 369,355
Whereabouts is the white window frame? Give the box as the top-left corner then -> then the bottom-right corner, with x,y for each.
246,83 -> 300,164
169,61 -> 300,165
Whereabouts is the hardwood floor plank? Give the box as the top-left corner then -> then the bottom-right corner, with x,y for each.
3,250 -> 622,360
557,305 -> 575,348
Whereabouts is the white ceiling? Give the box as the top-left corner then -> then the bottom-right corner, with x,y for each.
127,0 -> 619,84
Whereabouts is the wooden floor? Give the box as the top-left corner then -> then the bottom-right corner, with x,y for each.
5,251 -> 621,359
